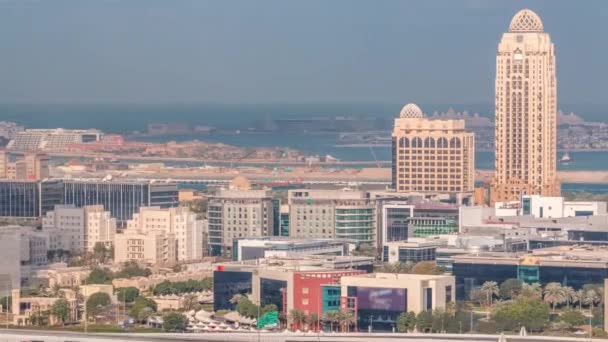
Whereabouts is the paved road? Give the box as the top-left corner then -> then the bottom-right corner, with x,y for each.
0,330 -> 599,342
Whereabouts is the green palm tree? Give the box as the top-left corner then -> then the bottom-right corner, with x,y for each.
583,289 -> 599,310
308,312 -> 320,332
574,289 -> 584,310
562,286 -> 575,308
289,309 -> 307,331
337,310 -> 355,332
481,281 -> 499,308
543,282 -> 566,311
324,310 -> 340,332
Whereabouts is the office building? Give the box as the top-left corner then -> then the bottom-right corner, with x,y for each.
232,237 -> 354,261
7,128 -> 102,151
207,179 -> 275,257
453,245 -> 608,299
288,189 -> 376,243
127,206 -> 203,261
382,239 -> 441,264
495,194 -> 607,218
114,229 -> 176,265
0,180 -> 40,218
378,200 -> 413,248
213,255 -> 371,317
340,273 -> 455,331
62,179 -> 179,223
391,103 -> 475,194
280,204 -> 290,237
492,9 -> 559,202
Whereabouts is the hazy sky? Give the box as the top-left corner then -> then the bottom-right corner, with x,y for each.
0,0 -> 606,105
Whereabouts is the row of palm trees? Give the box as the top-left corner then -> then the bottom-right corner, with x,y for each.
289,309 -> 355,332
479,280 -> 603,311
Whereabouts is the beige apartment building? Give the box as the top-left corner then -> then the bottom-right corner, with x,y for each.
0,151 -> 49,180
288,189 -> 375,242
114,229 -> 176,265
207,180 -> 275,257
392,103 -> 475,194
126,206 -> 203,261
42,205 -> 116,253
492,9 -> 559,202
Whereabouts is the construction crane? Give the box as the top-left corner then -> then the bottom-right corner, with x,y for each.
369,145 -> 381,168
229,148 -> 257,168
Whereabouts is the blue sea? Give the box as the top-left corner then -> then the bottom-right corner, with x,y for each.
1,103 -> 607,193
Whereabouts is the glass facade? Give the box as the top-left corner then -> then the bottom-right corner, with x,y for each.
207,203 -> 222,256
539,266 -> 608,289
63,181 -> 178,222
424,288 -> 433,311
455,261 -> 608,300
40,180 -> 64,215
272,199 -> 281,236
453,263 -> 518,300
280,213 -> 290,237
410,217 -> 458,237
0,180 -> 40,217
384,206 -> 411,242
321,284 -> 341,314
260,278 -> 286,311
213,270 -> 253,311
397,246 -> 436,263
522,197 -> 531,215
517,265 -> 539,283
335,207 -> 374,241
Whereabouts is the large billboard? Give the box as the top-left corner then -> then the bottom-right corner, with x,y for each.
356,287 -> 406,311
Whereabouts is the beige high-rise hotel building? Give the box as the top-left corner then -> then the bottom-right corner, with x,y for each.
392,103 -> 475,194
491,9 -> 559,202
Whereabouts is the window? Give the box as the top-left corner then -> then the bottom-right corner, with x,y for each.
302,287 -> 309,294
445,285 -> 452,304
302,298 -> 309,305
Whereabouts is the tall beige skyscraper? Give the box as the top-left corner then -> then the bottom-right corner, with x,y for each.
491,9 -> 559,203
392,103 -> 475,194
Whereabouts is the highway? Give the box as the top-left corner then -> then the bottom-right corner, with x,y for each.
0,330 -> 600,342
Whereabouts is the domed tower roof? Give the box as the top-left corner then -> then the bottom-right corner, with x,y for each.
399,103 -> 424,119
509,9 -> 544,32
229,175 -> 252,191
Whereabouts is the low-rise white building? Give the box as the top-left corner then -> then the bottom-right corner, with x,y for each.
493,195 -> 607,219
127,206 -> 202,261
114,229 -> 176,265
42,205 -> 116,253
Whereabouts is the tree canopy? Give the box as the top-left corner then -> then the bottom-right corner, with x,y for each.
130,296 -> 158,318
499,278 -> 523,299
116,287 -> 140,303
51,298 -> 70,325
491,298 -> 550,332
86,268 -> 113,284
163,312 -> 188,332
86,292 -> 112,317
152,278 -> 212,295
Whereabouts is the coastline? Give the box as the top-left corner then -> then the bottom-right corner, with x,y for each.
476,169 -> 608,184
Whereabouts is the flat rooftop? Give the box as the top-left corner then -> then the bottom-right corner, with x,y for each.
343,272 -> 452,281
454,245 -> 608,268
